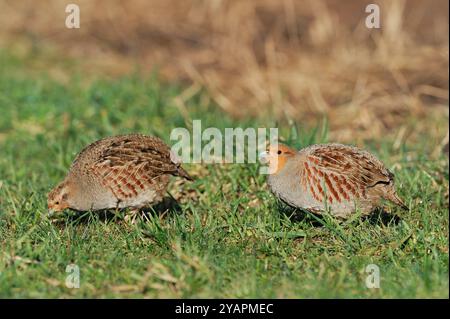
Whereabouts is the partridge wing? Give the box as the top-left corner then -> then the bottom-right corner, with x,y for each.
301,144 -> 392,204
88,136 -> 180,201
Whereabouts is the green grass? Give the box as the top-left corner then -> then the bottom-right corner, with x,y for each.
0,51 -> 448,298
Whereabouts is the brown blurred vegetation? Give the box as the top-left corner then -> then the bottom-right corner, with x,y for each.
0,0 -> 448,143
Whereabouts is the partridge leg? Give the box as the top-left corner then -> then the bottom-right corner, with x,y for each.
124,208 -> 141,224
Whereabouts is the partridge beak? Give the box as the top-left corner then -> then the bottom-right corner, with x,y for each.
48,209 -> 55,217
259,151 -> 269,164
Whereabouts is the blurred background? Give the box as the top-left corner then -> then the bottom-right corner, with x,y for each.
0,0 -> 448,143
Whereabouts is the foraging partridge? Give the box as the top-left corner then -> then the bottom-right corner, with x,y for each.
260,143 -> 407,218
48,134 -> 193,213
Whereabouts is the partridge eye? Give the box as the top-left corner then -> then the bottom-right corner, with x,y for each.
55,201 -> 60,205
277,150 -> 282,155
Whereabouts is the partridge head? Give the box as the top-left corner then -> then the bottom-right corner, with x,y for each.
48,134 -> 193,213
260,143 -> 407,218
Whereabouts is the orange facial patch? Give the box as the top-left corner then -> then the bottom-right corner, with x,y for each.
269,155 -> 288,174
266,144 -> 296,175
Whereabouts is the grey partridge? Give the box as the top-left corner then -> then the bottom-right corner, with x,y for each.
48,134 -> 192,214
260,143 -> 407,218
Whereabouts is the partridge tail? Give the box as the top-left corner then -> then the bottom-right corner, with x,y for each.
176,166 -> 194,181
385,191 -> 408,210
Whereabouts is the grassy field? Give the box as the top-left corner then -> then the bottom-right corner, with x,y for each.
0,51 -> 448,298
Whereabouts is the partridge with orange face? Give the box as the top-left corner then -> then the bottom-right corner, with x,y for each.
47,134 -> 192,214
260,143 -> 407,218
